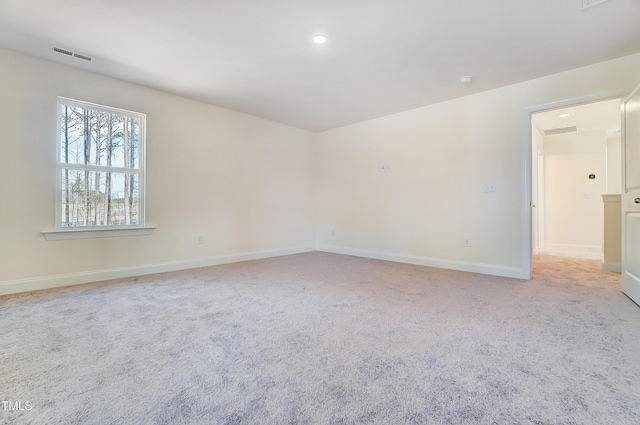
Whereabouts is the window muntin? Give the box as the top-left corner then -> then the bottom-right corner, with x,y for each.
57,98 -> 145,229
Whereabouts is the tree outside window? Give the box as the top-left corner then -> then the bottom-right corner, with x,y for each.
57,98 -> 145,229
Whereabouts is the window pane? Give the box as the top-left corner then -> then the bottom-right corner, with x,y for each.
59,104 -> 140,170
59,105 -> 85,165
60,169 -> 140,227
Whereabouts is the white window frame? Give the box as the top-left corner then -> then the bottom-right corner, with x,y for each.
42,97 -> 153,240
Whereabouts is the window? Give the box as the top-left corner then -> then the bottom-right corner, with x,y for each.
56,97 -> 146,230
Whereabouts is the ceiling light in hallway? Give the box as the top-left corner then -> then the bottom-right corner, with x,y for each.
312,35 -> 328,45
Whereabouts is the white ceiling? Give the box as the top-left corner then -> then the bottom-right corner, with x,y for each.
1,0 -> 639,132
532,98 -> 622,139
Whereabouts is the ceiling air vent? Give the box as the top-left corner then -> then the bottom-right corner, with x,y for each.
582,0 -> 611,10
52,46 -> 93,62
544,126 -> 578,136
52,47 -> 73,57
73,53 -> 92,62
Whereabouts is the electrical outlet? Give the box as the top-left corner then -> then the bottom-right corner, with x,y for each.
197,235 -> 204,244
381,164 -> 391,172
463,238 -> 471,248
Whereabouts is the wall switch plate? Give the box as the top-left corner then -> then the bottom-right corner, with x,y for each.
484,183 -> 497,193
197,235 -> 204,244
381,164 -> 391,172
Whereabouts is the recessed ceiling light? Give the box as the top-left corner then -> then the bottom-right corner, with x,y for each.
559,113 -> 570,118
312,35 -> 328,45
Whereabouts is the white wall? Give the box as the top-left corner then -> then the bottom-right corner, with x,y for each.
0,47 -> 316,294
315,53 -> 640,278
543,131 -> 607,256
2,46 -> 640,293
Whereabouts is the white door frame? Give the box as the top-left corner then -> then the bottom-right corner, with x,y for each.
535,151 -> 545,254
521,90 -> 627,279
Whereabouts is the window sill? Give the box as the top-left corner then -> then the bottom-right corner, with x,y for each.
42,227 -> 156,241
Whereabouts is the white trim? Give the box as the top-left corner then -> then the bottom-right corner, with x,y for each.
58,97 -> 146,118
42,226 -> 156,240
57,164 -> 141,174
56,97 -> 146,230
536,153 -> 546,252
316,245 -> 524,279
521,108 -> 533,279
539,243 -> 602,259
0,245 -> 315,296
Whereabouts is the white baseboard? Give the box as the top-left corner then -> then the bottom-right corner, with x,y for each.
603,262 -> 621,273
0,245 -> 315,296
316,245 -> 525,279
0,244 -> 533,296
539,244 -> 601,259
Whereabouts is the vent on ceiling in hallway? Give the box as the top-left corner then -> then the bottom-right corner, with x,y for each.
544,126 -> 578,136
52,46 -> 93,62
581,0 -> 611,10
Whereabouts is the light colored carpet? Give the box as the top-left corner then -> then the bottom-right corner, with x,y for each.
1,252 -> 639,424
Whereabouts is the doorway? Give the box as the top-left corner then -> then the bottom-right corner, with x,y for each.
530,98 -> 622,276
